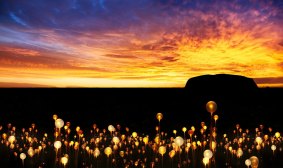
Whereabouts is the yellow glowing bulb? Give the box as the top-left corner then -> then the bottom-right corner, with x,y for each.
250,156 -> 259,168
121,134 -> 126,141
54,141 -> 62,150
174,136 -> 184,147
214,115 -> 219,121
182,127 -> 187,133
76,126 -> 80,132
135,141 -> 139,147
20,153 -> 26,160
206,101 -> 217,114
271,145 -> 276,151
197,141 -> 201,146
203,149 -> 213,159
119,151 -> 125,157
132,132 -> 138,138
236,148 -> 243,158
108,125 -> 115,132
203,125 -> 207,130
2,133 -> 7,139
143,137 -> 149,145
156,113 -> 163,122
173,130 -> 177,135
27,147 -> 34,157
255,137 -> 262,144
158,146 -> 166,156
275,132 -> 280,138
94,148 -> 100,158
169,150 -> 175,158
154,136 -> 160,144
61,156 -> 68,166
104,147 -> 112,157
112,136 -> 120,145
53,114 -> 58,120
55,118 -> 64,129
191,126 -> 196,132
203,157 -> 209,166
8,135 -> 16,144
86,146 -> 90,152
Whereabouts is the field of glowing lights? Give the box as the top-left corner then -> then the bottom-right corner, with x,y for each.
0,100 -> 282,168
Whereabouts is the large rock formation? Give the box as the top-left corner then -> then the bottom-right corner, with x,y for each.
185,74 -> 258,98
183,74 -> 260,130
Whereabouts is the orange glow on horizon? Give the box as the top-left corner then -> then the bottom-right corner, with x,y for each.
0,1 -> 282,87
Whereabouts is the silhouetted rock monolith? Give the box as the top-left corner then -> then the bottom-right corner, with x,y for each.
183,74 -> 260,129
185,74 -> 258,97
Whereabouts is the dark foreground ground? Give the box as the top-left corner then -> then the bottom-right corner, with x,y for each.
0,87 -> 282,167
0,88 -> 282,133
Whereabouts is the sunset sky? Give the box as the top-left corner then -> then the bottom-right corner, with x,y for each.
0,0 -> 282,87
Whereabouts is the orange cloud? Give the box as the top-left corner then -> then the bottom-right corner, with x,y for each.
0,46 -> 39,57
0,1 -> 282,87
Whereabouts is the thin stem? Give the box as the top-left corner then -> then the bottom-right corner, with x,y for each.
179,151 -> 181,168
210,114 -> 213,150
162,155 -> 164,168
158,121 -> 161,138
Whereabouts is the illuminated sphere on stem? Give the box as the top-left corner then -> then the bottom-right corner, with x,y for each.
132,132 -> 138,138
143,137 -> 149,145
255,137 -> 262,145
236,148 -> 243,158
55,118 -> 64,129
27,147 -> 34,157
156,113 -> 163,122
53,114 -> 58,120
203,157 -> 209,166
104,147 -> 112,157
174,136 -> 184,147
245,159 -> 251,167
182,127 -> 187,133
271,145 -> 276,151
20,153 -> 26,160
173,130 -> 177,135
94,148 -> 100,158
119,151 -> 125,157
206,101 -> 217,114
112,136 -> 120,144
61,156 -> 68,166
8,135 -> 16,144
169,150 -> 175,158
158,146 -> 166,156
54,141 -> 62,150
203,149 -> 213,159
108,125 -> 115,132
214,115 -> 219,121
250,156 -> 259,168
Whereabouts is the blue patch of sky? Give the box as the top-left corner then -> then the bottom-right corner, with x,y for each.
9,12 -> 28,27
